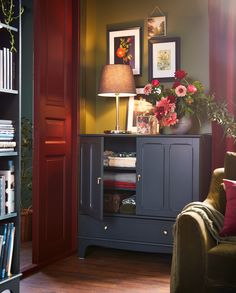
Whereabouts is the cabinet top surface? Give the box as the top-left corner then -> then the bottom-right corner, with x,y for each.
79,133 -> 211,138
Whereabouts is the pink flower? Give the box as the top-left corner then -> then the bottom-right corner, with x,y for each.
162,112 -> 178,126
175,85 -> 187,97
154,97 -> 178,127
144,83 -> 152,95
175,70 -> 187,80
152,79 -> 160,87
187,84 -> 197,94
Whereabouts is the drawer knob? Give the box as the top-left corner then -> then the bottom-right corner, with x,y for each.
163,230 -> 168,235
104,225 -> 108,230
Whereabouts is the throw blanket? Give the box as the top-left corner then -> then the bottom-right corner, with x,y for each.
176,201 -> 236,244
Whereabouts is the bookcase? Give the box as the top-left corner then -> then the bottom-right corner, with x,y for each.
78,134 -> 211,258
0,0 -> 21,292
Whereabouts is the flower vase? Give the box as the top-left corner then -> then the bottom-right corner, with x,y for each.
161,116 -> 192,135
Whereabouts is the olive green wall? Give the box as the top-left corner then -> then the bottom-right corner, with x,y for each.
80,0 -> 209,134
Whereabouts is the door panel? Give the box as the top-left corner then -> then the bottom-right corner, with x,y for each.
33,0 -> 77,263
80,137 -> 103,220
169,143 -> 193,212
136,138 -> 165,216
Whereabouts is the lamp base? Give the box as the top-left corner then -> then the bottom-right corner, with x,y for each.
104,129 -> 131,134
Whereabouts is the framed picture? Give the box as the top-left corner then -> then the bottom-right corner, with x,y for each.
107,27 -> 141,75
147,16 -> 167,39
148,37 -> 180,82
127,88 -> 153,133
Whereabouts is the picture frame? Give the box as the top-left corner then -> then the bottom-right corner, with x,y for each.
127,88 -> 153,133
148,37 -> 180,82
107,27 -> 141,75
147,16 -> 167,39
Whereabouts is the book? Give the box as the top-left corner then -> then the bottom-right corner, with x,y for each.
0,223 -> 8,279
0,142 -> 16,148
6,225 -> 15,277
6,48 -> 10,89
1,222 -> 12,279
0,148 -> 14,152
9,50 -> 13,90
0,175 -> 6,216
0,162 -> 15,214
3,48 -> 7,89
0,120 -> 13,125
0,50 -> 3,89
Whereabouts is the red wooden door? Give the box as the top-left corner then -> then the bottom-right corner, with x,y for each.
33,0 -> 79,264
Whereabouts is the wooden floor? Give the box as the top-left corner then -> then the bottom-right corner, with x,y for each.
20,247 -> 172,293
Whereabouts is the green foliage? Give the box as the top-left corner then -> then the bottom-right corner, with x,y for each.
0,0 -> 24,52
21,117 -> 32,209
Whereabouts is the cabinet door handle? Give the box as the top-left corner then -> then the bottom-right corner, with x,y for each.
97,177 -> 102,185
137,174 -> 141,182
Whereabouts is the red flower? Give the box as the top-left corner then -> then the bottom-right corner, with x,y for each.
172,81 -> 181,89
167,95 -> 176,103
116,47 -> 126,58
154,106 -> 165,121
175,70 -> 187,80
152,79 -> 160,87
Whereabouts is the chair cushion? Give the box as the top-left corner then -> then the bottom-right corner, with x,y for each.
219,179 -> 236,236
224,152 -> 236,180
207,243 -> 236,286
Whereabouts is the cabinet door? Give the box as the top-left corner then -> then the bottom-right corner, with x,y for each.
168,140 -> 196,216
136,138 -> 165,216
136,137 -> 198,218
80,137 -> 103,220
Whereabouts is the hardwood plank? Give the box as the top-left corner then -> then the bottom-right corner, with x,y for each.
20,247 -> 171,293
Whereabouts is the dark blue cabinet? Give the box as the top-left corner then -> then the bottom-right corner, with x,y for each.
78,134 -> 211,257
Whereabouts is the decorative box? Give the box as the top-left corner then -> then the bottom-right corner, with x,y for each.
104,192 -> 130,213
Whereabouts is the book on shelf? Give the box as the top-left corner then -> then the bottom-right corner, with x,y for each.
0,48 -> 16,91
0,223 -> 8,278
0,50 -> 3,89
6,225 -> 15,277
0,161 -> 15,215
0,148 -> 15,152
0,176 -> 6,216
0,222 -> 15,279
0,120 -> 14,125
0,142 -> 16,148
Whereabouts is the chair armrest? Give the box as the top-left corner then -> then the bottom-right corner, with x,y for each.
171,211 -> 216,293
204,167 -> 226,214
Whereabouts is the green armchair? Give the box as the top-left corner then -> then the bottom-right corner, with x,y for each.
170,152 -> 236,293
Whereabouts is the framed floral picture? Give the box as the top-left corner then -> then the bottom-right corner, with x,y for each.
127,88 -> 153,133
148,37 -> 180,82
107,27 -> 141,75
147,16 -> 167,39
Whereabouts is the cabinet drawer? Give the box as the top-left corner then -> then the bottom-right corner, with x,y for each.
79,214 -> 174,245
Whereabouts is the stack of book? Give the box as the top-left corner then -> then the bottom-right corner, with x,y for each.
0,47 -> 16,91
0,222 -> 15,279
0,120 -> 16,152
0,160 -> 15,216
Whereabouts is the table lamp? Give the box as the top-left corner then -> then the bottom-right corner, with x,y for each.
98,64 -> 136,134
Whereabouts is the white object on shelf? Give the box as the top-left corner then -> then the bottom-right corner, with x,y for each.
108,156 -> 136,168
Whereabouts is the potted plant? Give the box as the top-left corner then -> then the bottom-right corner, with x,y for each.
143,70 -> 236,137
